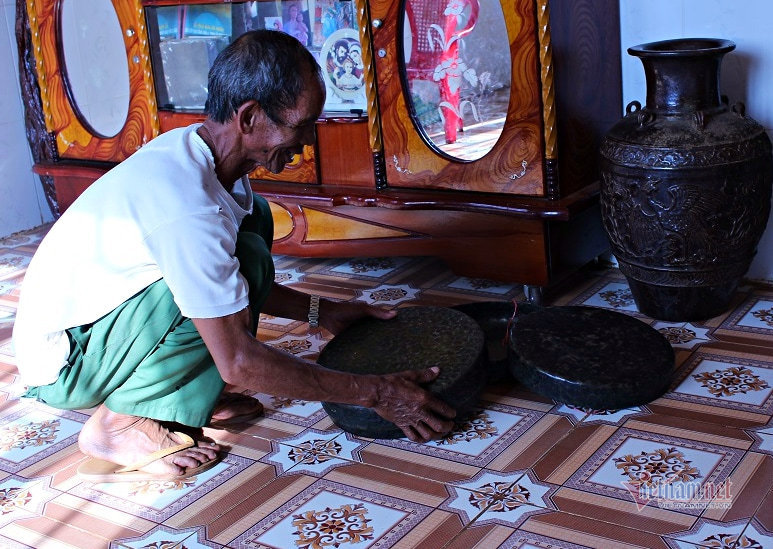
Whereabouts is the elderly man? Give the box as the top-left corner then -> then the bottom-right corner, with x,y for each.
13,30 -> 455,482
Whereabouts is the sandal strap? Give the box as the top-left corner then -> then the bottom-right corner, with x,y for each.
115,431 -> 195,473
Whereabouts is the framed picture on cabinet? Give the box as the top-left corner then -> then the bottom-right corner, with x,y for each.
182,4 -> 233,38
312,0 -> 356,48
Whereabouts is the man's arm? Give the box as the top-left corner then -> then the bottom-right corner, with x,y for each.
260,281 -> 395,335
192,308 -> 456,442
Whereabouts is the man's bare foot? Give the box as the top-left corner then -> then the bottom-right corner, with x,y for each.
78,405 -> 220,477
209,391 -> 264,426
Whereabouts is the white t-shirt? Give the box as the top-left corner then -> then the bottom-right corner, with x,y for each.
13,124 -> 254,387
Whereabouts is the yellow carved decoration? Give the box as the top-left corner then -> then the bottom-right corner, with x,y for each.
536,0 -> 557,160
269,201 -> 295,240
303,208 -> 410,241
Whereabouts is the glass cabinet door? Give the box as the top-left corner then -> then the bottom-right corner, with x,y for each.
371,0 -> 547,196
145,1 -> 367,115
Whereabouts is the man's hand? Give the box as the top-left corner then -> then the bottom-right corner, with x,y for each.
369,366 -> 457,442
320,299 -> 396,335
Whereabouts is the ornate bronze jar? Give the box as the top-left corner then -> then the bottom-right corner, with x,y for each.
600,38 -> 772,321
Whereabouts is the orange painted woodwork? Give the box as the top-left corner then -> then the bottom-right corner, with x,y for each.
316,118 -> 376,188
25,0 -> 159,162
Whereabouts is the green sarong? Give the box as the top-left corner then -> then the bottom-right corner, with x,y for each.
25,193 -> 275,427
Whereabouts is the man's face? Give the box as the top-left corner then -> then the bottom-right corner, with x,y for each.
245,77 -> 325,174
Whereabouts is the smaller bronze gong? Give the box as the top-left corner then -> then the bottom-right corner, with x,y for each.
508,306 -> 675,410
318,306 -> 486,438
452,300 -> 541,383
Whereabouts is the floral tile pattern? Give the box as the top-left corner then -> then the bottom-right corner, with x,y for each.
111,524 -> 221,549
0,475 -> 59,528
0,226 -> 771,547
265,331 -> 327,358
354,283 -> 421,306
251,393 -> 328,428
725,297 -> 773,333
445,276 -> 518,296
0,406 -> 83,474
565,427 -> 743,515
443,469 -> 555,527
665,518 -> 749,549
326,256 -> 413,279
263,429 -> 365,476
667,352 -> 773,413
375,403 -> 542,467
556,404 -> 649,426
228,478 -> 433,548
653,321 -> 714,350
575,280 -> 641,313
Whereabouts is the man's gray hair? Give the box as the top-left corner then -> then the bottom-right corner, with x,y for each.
204,30 -> 323,124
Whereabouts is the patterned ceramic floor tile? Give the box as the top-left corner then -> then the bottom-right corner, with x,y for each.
742,518 -> 773,549
485,413 -> 580,476
654,322 -> 715,350
663,518 -> 755,549
1,491 -> 158,548
273,266 -> 305,285
563,427 -> 743,516
250,392 -> 328,429
0,475 -> 59,528
2,226 -> 773,548
0,253 -> 31,281
263,330 -> 327,359
0,374 -> 27,402
320,256 -> 415,280
712,293 -> 773,347
442,469 -> 556,528
665,349 -> 773,415
748,420 -> 773,456
262,428 -> 366,477
0,404 -> 84,474
373,402 -> 542,468
498,529 -> 594,548
700,452 -> 773,525
111,524 -> 220,549
207,475 -> 448,548
516,508 -> 682,549
443,276 -> 520,297
356,437 -> 483,484
572,280 -> 642,314
70,443 -> 263,523
558,405 -> 649,426
355,283 -> 421,306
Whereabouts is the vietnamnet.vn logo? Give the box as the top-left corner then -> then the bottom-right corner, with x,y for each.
621,470 -> 733,511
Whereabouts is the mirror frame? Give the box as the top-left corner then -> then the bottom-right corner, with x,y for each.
369,0 -> 556,196
25,0 -> 159,162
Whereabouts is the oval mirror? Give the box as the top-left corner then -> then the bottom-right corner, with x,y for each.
60,0 -> 130,138
402,0 -> 511,161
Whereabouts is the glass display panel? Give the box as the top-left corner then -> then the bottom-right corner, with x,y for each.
402,0 -> 511,161
61,0 -> 131,137
145,1 -> 365,114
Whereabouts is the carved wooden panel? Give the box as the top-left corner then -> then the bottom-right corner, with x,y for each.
25,0 -> 159,161
369,0 -> 547,195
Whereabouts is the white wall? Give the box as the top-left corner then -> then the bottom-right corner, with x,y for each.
1,1 -> 772,282
620,0 -> 773,282
0,0 -> 53,236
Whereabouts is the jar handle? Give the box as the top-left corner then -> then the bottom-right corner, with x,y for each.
625,101 -> 641,114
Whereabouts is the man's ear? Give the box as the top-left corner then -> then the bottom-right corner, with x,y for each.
236,100 -> 260,134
